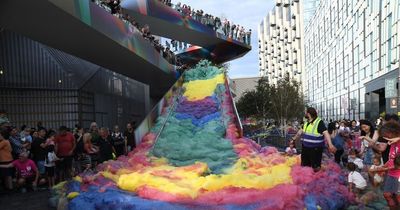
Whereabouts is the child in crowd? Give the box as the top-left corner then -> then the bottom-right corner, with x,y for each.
0,151 -> 46,192
81,155 -> 93,173
348,149 -> 364,170
44,144 -> 61,188
285,140 -> 297,156
45,132 -> 56,146
368,156 -> 385,187
347,162 -> 367,197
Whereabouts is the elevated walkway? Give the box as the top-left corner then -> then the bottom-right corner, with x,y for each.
121,0 -> 251,64
0,0 -> 176,98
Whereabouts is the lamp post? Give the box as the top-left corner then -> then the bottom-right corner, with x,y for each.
344,87 -> 350,120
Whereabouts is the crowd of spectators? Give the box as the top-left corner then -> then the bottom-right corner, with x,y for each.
159,0 -> 252,45
246,113 -> 400,208
306,115 -> 400,208
92,0 -> 251,70
0,110 -> 137,193
93,0 -> 182,66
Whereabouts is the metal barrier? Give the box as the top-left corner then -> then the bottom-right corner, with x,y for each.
255,134 -> 302,152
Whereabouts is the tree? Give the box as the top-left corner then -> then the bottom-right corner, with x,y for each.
236,74 -> 305,134
268,74 -> 305,135
236,77 -> 271,124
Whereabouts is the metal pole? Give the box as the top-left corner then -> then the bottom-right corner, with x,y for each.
348,88 -> 351,120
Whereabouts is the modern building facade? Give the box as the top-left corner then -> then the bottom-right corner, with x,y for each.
258,0 -> 304,85
304,0 -> 400,121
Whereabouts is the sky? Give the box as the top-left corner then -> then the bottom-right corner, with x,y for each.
172,0 -> 275,78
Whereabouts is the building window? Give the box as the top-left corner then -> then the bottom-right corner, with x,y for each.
387,14 -> 392,71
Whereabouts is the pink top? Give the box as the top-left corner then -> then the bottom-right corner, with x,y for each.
387,142 -> 400,178
12,159 -> 37,178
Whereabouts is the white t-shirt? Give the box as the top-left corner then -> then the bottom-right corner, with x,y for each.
285,147 -> 297,155
370,164 -> 384,183
349,157 -> 364,170
44,151 -> 59,167
348,171 -> 367,189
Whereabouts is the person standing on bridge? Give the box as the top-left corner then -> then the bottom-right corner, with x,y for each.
292,107 -> 336,171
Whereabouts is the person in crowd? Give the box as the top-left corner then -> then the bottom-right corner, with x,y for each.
73,126 -> 85,174
36,121 -> 45,131
20,127 -> 33,145
348,149 -> 364,170
111,125 -> 126,157
90,122 -> 100,147
83,133 -> 98,169
107,0 -> 120,14
9,127 -> 30,159
285,140 -> 297,156
376,116 -> 384,130
286,123 -> 297,135
171,39 -> 178,52
31,130 -> 39,139
0,130 -> 13,190
83,133 -> 98,156
330,123 -> 345,165
374,114 -> 399,164
347,162 -> 367,198
292,107 -> 336,171
359,119 -> 378,166
349,120 -> 361,149
0,151 -> 45,192
338,121 -> 350,132
374,122 -> 400,210
0,110 -> 10,127
124,122 -> 136,152
368,156 -> 385,187
44,144 -> 61,188
98,128 -> 115,163
30,128 -> 47,176
246,29 -> 252,45
174,2 -> 182,13
230,24 -> 236,39
45,131 -> 56,146
350,120 -> 360,133
55,126 -> 76,181
141,24 -> 151,39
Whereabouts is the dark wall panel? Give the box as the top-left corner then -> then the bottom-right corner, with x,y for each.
0,30 -> 150,130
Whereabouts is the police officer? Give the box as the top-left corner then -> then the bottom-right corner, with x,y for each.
292,107 -> 336,171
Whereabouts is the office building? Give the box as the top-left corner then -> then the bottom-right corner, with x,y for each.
258,0 -> 304,85
304,0 -> 400,121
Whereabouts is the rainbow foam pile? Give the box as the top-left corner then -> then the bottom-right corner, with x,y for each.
59,61 -> 353,210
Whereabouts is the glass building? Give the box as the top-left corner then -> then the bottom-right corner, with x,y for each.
258,0 -> 305,85
304,0 -> 400,121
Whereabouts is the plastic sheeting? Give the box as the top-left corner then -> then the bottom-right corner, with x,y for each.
60,61 -> 353,210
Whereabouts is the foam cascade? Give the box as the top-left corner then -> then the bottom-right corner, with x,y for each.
61,61 -> 353,210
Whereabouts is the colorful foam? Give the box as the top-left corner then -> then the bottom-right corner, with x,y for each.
62,61 -> 353,210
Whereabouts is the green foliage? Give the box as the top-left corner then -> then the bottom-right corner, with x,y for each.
236,77 -> 272,120
236,74 -> 305,126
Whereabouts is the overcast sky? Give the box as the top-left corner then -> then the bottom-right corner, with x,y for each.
172,0 -> 275,78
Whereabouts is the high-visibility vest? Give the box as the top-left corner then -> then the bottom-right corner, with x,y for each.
302,117 -> 325,148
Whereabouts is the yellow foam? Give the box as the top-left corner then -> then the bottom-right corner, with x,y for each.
67,192 -> 80,199
183,73 -> 225,101
113,156 -> 298,198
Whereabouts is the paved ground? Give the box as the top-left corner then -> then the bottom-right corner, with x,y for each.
0,189 -> 52,210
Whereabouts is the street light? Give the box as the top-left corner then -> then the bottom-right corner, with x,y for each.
344,87 -> 350,120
